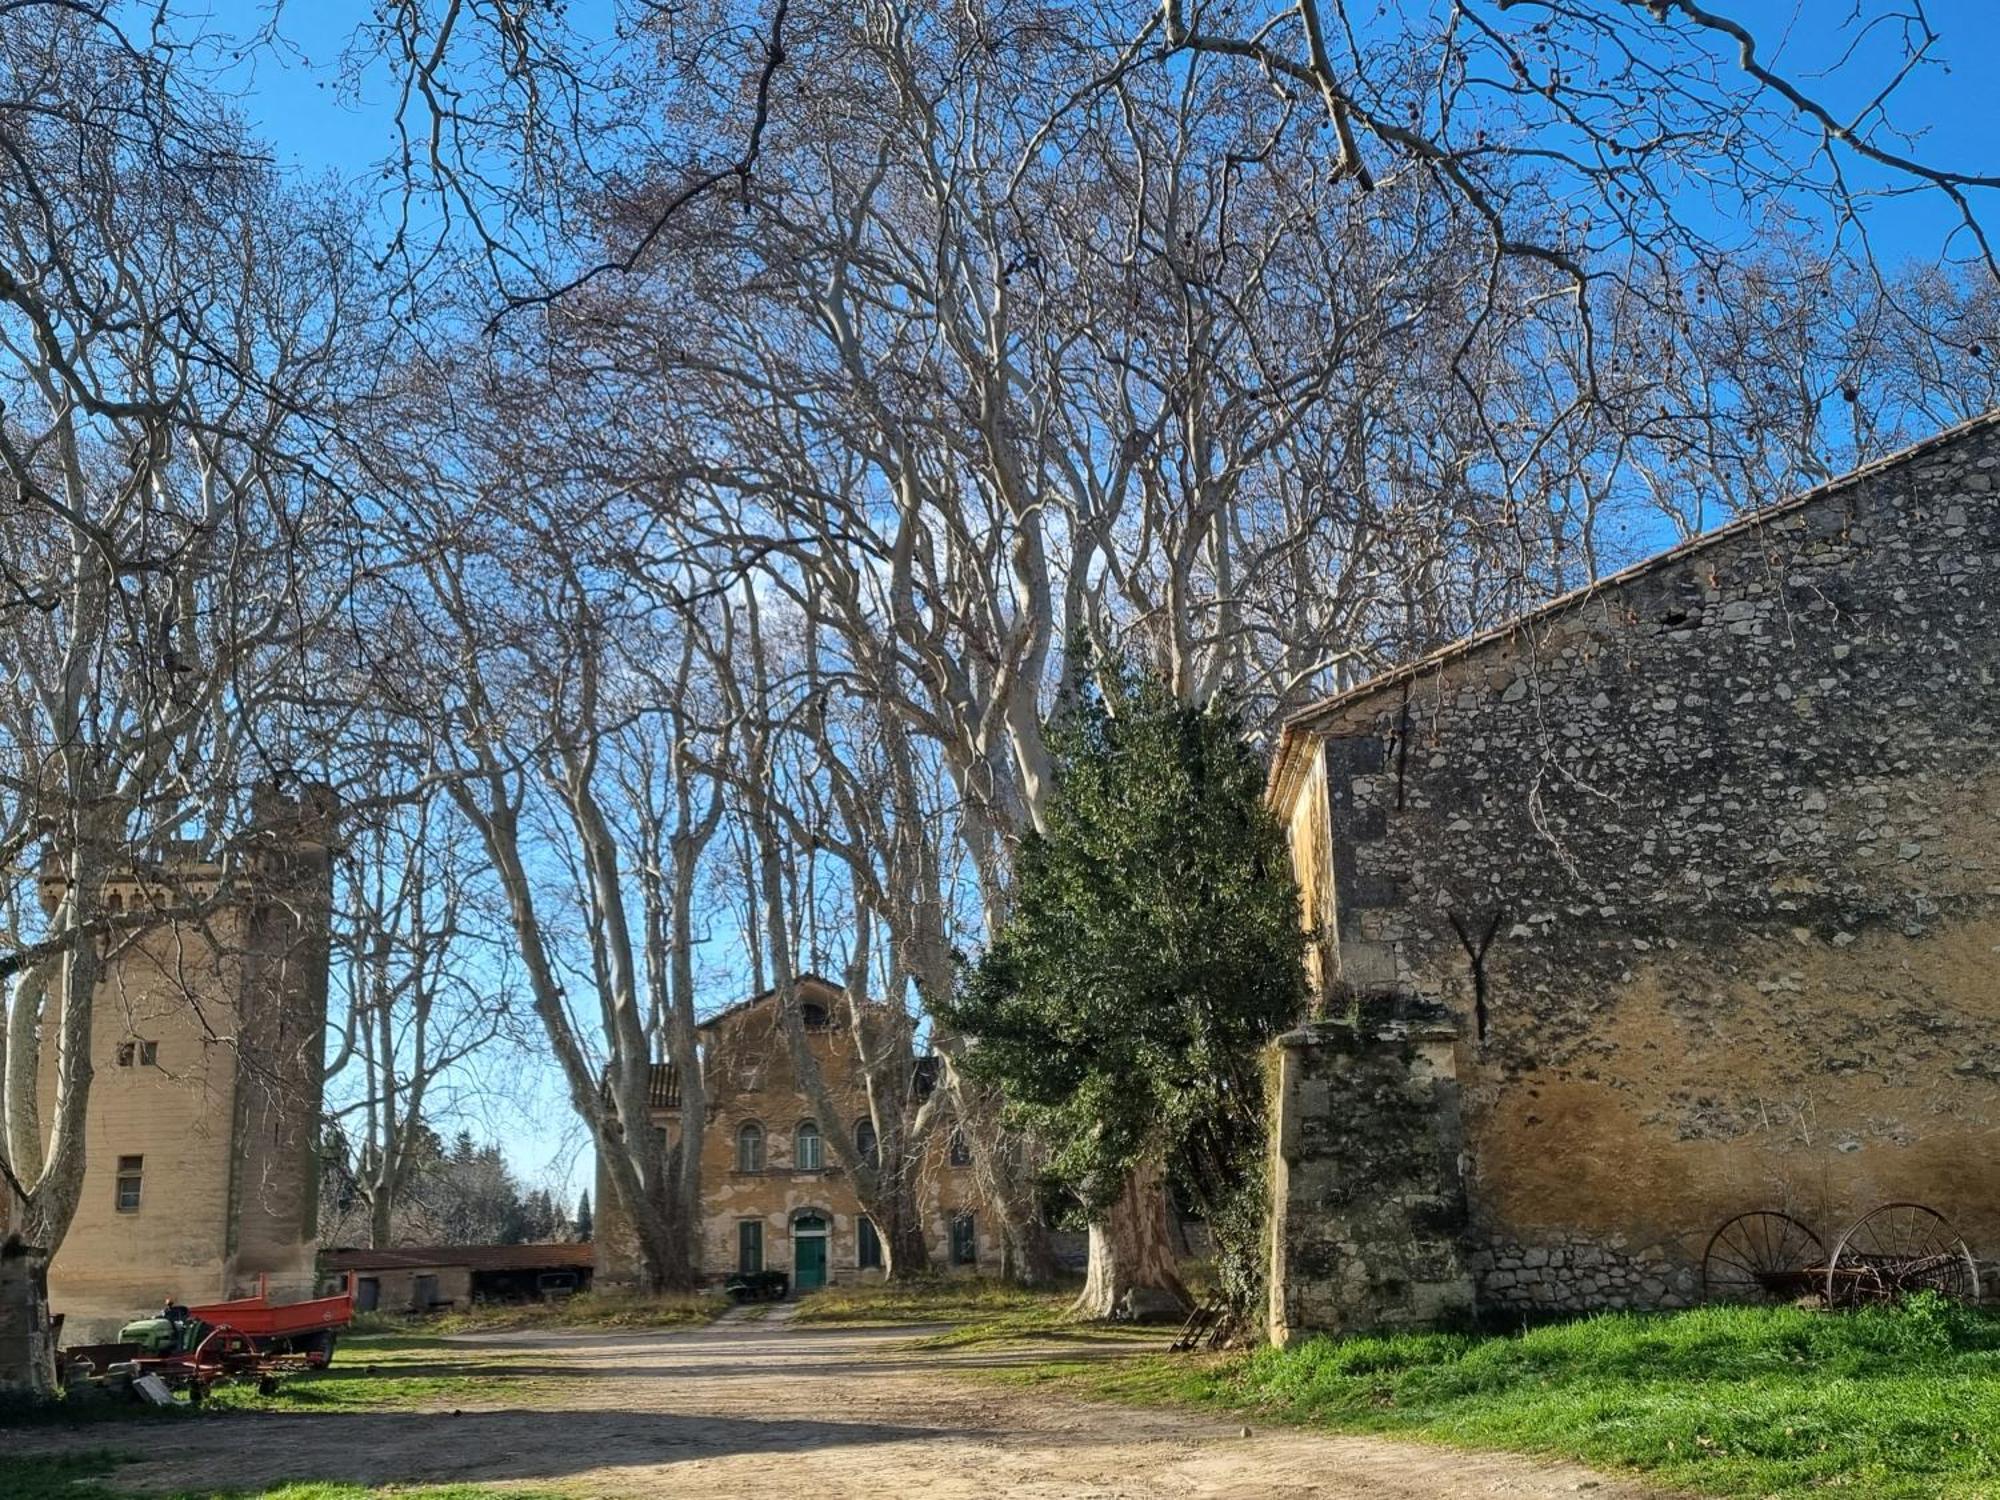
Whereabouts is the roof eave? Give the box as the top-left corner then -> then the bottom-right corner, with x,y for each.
1269,405 -> 2000,763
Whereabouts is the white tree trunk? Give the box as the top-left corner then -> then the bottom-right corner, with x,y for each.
1074,1150 -> 1190,1320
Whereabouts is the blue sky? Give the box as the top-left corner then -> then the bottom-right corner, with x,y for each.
214,1 -> 1997,260
183,0 -> 1998,1199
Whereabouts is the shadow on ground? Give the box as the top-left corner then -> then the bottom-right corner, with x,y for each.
86,1407 -> 959,1493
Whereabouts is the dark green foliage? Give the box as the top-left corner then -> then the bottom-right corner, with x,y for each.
1205,1154 -> 1270,1317
946,665 -> 1307,1214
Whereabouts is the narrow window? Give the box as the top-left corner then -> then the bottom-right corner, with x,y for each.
855,1118 -> 879,1168
737,1122 -> 764,1173
116,1040 -> 159,1068
115,1155 -> 143,1212
738,1219 -> 764,1273
858,1216 -> 883,1270
948,1127 -> 972,1167
950,1212 -> 976,1266
795,1120 -> 822,1172
116,1041 -> 134,1067
140,1040 -> 157,1066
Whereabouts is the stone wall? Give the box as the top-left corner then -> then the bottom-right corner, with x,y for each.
1268,1007 -> 1473,1344
1269,412 -> 2000,1330
40,792 -> 334,1339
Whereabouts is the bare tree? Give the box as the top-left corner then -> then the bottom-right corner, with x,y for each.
0,10 -> 377,1391
359,351 -> 740,1291
1155,1 -> 1999,307
322,782 -> 516,1250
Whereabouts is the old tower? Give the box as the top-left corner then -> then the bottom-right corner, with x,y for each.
37,785 -> 335,1338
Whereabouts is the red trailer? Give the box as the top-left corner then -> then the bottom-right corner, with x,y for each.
64,1274 -> 357,1401
188,1274 -> 356,1347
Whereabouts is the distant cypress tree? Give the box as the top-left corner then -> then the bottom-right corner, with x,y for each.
575,1190 -> 593,1242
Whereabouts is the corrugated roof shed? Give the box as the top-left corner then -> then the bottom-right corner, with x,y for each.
320,1243 -> 595,1273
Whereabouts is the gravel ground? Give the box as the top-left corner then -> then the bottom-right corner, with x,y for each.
28,1319 -> 1672,1498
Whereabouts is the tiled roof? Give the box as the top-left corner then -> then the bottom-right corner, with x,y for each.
694,973 -> 844,1032
647,1064 -> 682,1109
320,1242 -> 595,1273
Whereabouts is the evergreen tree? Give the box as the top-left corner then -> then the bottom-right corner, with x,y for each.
574,1190 -> 593,1242
944,664 -> 1306,1308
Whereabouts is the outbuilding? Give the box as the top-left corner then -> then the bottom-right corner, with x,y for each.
1266,411 -> 2000,1342
319,1243 -> 594,1314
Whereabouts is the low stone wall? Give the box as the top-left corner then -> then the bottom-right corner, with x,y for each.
1467,1239 -> 1698,1313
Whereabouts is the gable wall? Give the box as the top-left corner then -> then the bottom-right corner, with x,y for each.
1281,416 -> 2000,1315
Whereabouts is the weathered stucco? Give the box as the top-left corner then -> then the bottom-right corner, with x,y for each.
1270,411 -> 2000,1329
596,979 -> 996,1289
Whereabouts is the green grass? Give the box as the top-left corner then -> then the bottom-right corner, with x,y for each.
990,1294 -> 2000,1498
202,1334 -> 562,1413
9,1337 -> 581,1496
16,1451 -> 567,1500
787,1275 -> 1077,1328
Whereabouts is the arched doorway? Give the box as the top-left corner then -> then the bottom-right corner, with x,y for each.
792,1211 -> 831,1291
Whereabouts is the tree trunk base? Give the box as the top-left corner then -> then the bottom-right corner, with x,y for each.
1072,1155 -> 1190,1320
0,1238 -> 57,1398
1005,1218 -> 1064,1287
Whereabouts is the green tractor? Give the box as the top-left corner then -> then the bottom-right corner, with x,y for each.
117,1303 -> 191,1355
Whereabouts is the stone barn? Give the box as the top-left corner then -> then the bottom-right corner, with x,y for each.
1265,412 -> 2000,1343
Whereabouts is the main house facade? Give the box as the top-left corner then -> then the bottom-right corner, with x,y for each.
594,976 -> 999,1290
1266,413 -> 2000,1340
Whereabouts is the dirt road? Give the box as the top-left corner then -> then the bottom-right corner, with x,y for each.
45,1319 -> 1665,1498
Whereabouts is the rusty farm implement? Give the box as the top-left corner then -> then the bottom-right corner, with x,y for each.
1702,1202 -> 1982,1308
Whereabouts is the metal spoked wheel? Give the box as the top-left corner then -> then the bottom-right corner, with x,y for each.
1825,1201 -> 1981,1307
1702,1210 -> 1825,1304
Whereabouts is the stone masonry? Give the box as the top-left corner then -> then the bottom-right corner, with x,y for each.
37,787 -> 334,1340
1267,411 -> 2000,1336
1269,1002 -> 1473,1345
596,977 -> 997,1289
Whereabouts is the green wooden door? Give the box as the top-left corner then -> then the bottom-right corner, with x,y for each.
794,1218 -> 829,1290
